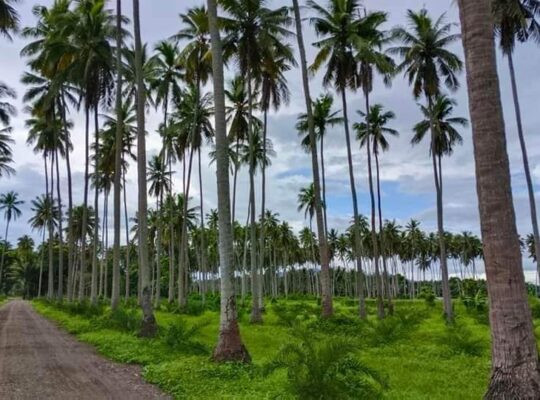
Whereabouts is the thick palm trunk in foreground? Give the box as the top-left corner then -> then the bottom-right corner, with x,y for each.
292,0 -> 333,318
208,0 -> 250,363
133,0 -> 157,337
457,0 -> 540,396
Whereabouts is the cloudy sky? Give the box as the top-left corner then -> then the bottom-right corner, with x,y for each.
1,0 -> 540,279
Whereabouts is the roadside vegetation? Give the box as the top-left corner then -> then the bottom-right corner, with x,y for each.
33,295 -> 500,399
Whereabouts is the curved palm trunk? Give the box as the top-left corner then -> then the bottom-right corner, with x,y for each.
365,135 -> 385,319
292,0 -> 333,318
111,0 -> 123,311
79,105 -> 91,301
133,0 -> 157,337
55,147 -> 64,300
320,134 -> 328,234
342,90 -> 366,318
208,0 -> 250,362
458,0 -> 540,395
507,53 -> 540,287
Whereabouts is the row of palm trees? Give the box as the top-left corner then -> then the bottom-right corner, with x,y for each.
2,0 -> 540,394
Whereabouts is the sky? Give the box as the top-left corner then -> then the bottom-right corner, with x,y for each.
1,0 -> 540,280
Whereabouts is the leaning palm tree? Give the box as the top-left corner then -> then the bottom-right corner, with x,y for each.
207,0 -> 250,363
0,191 -> 23,289
0,0 -> 20,39
391,9 -> 463,321
132,0 -> 157,337
355,104 -> 398,316
492,0 -> 540,286
297,94 -> 343,235
457,0 -> 540,395
292,0 -> 333,317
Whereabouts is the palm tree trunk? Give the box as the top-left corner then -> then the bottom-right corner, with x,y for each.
112,0 -> 123,310
208,0 -> 250,362
458,0 -> 540,395
320,134 -> 328,234
374,149 -> 392,314
61,95 -> 75,302
154,193 -> 162,308
231,136 -> 240,225
427,93 -> 452,320
123,169 -> 130,300
507,53 -> 540,288
0,219 -> 9,292
48,150 -> 55,299
133,0 -> 157,337
79,105 -> 91,301
258,109 -> 268,313
198,148 -> 208,303
292,0 -> 333,318
178,147 -> 194,308
38,229 -> 45,298
91,108 -> 100,305
366,134 -> 385,319
55,147 -> 64,300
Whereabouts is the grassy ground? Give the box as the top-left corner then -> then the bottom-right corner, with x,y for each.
31,296 -> 505,399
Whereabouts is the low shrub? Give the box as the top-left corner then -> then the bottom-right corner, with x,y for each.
162,319 -> 209,355
437,322 -> 486,357
97,308 -> 141,333
265,330 -> 387,399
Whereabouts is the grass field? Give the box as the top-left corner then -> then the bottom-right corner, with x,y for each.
32,296 -> 522,399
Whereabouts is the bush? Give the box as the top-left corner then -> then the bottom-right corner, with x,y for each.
272,302 -> 317,327
418,286 -> 436,306
162,319 -> 209,355
365,309 -> 426,347
309,313 -> 366,337
97,308 -> 141,333
437,323 -> 486,357
265,330 -> 386,399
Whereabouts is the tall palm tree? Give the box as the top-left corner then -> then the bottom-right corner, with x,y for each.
207,0 -> 250,363
296,94 -> 343,235
292,0 -> 333,317
147,154 -> 171,307
0,191 -> 23,289
0,0 -> 20,39
391,9 -> 463,320
29,194 -> 59,297
111,0 -> 123,310
457,0 -> 540,395
309,0 -> 374,317
493,0 -> 540,287
132,0 -> 156,337
221,0 -> 292,323
355,104 -> 398,316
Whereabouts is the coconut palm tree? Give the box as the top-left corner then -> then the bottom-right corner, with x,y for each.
391,9 -> 463,320
355,104 -> 398,316
111,0 -> 123,310
221,0 -> 292,323
29,194 -> 59,297
132,0 -> 156,337
147,154 -> 172,307
492,0 -> 540,287
0,191 -> 23,290
0,127 -> 14,178
457,0 -> 540,395
297,94 -> 343,234
207,0 -> 250,363
292,0 -> 333,317
0,0 -> 20,39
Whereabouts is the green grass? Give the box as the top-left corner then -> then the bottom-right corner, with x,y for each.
32,297 -> 493,399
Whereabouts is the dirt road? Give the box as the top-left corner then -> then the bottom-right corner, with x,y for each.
0,300 -> 169,400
